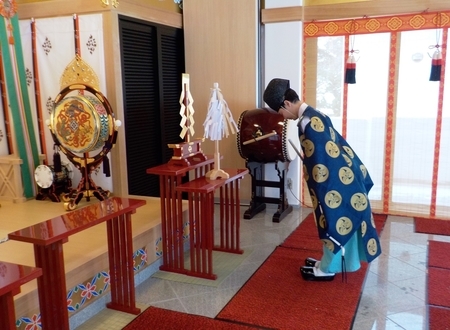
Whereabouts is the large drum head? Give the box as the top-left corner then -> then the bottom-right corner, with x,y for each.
237,108 -> 300,163
51,95 -> 110,154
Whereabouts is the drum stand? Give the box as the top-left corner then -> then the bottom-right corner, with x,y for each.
62,152 -> 110,211
244,161 -> 292,223
36,178 -> 73,203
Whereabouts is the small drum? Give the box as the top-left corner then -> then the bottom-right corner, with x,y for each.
51,95 -> 111,154
34,163 -> 74,189
237,108 -> 300,163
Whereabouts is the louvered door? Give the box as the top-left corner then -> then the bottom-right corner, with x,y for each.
119,16 -> 185,197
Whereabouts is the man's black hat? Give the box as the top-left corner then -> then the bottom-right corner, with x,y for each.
263,78 -> 290,111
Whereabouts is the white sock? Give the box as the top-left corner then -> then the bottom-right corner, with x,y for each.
313,266 -> 335,277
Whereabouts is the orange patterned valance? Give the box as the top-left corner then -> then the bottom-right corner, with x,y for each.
304,11 -> 450,37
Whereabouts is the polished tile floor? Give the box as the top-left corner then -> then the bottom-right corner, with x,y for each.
75,205 -> 444,330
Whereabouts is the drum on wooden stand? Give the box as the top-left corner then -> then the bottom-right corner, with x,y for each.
35,163 -> 74,189
48,83 -> 119,211
236,108 -> 299,223
44,56 -> 119,210
35,162 -> 74,202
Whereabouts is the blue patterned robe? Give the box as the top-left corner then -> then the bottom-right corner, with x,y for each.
300,106 -> 381,263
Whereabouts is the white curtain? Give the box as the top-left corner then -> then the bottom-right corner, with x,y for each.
310,29 -> 450,218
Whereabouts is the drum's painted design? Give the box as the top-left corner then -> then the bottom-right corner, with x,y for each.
52,95 -> 109,154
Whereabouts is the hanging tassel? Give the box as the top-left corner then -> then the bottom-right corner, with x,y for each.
345,54 -> 356,84
7,22 -> 15,44
429,49 -> 442,81
103,154 -> 111,177
103,142 -> 112,177
53,144 -> 62,173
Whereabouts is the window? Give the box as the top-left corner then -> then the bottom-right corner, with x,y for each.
303,12 -> 450,217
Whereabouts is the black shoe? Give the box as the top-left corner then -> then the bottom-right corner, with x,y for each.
305,257 -> 318,267
300,266 -> 335,281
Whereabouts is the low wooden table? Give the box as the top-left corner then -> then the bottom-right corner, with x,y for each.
0,261 -> 42,330
8,197 -> 146,330
176,169 -> 248,280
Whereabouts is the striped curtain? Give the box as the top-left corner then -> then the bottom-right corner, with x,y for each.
1,10 -> 40,197
302,11 -> 450,218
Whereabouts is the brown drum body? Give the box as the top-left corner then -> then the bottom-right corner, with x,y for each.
237,108 -> 299,163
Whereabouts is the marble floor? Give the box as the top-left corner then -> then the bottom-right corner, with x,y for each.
74,204 -> 442,330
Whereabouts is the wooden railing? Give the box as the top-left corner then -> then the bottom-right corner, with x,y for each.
0,155 -> 26,203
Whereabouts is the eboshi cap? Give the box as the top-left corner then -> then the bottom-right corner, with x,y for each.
263,78 -> 290,111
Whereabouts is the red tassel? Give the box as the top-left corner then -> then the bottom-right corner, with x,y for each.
345,54 -> 356,84
430,50 -> 442,81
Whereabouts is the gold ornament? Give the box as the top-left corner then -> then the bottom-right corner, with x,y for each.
59,55 -> 100,91
101,0 -> 119,8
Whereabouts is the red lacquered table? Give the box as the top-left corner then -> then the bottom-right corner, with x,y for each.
0,261 -> 42,330
176,168 -> 248,280
147,157 -> 214,275
8,197 -> 146,330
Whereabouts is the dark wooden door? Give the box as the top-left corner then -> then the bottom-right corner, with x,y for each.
119,16 -> 185,197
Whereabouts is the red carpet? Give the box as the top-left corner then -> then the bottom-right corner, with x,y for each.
428,267 -> 450,308
428,240 -> 450,269
123,306 -> 260,329
428,306 -> 450,330
415,217 -> 450,236
217,246 -> 368,329
427,240 -> 450,329
280,214 -> 322,251
216,213 -> 387,330
123,213 -> 387,330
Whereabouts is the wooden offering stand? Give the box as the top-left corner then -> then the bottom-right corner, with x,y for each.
167,138 -> 207,166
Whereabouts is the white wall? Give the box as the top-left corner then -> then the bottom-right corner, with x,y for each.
263,17 -> 303,207
265,0 -> 302,8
